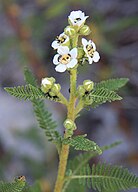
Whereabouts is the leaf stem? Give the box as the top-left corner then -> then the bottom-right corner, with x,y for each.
57,92 -> 68,106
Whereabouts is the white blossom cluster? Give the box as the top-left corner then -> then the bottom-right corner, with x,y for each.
51,10 -> 100,73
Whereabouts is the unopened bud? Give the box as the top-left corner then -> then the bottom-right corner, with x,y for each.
83,80 -> 94,92
49,91 -> 56,97
41,77 -> 55,93
84,96 -> 93,105
79,25 -> 91,36
77,85 -> 86,97
64,26 -> 76,36
51,83 -> 61,95
64,119 -> 76,130
66,129 -> 73,137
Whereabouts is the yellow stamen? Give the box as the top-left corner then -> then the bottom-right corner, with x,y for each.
86,45 -> 95,57
59,54 -> 71,64
57,35 -> 66,44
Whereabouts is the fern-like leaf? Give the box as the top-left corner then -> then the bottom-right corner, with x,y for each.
4,85 -> 44,100
24,67 -> 37,87
0,177 -> 26,192
23,68 -> 62,147
32,99 -> 61,144
95,78 -> 129,91
5,85 -> 60,102
63,141 -> 122,192
63,180 -> 86,192
63,135 -> 102,154
63,151 -> 99,192
89,88 -> 122,108
65,163 -> 138,192
101,141 -> 122,151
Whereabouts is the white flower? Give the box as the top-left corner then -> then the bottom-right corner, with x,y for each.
41,78 -> 52,86
51,32 -> 69,49
68,10 -> 89,27
82,38 -> 100,64
53,46 -> 78,72
41,77 -> 55,93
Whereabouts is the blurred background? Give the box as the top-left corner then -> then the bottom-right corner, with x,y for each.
0,0 -> 138,191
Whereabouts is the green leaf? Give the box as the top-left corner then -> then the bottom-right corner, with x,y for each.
63,150 -> 98,192
32,99 -> 61,144
23,68 -> 62,148
90,88 -> 122,108
24,67 -> 37,87
95,78 -> 129,91
101,141 -> 122,151
65,163 -> 138,192
63,141 -> 122,192
0,177 -> 26,192
63,179 -> 86,192
4,85 -> 43,100
63,135 -> 102,154
4,85 -> 60,102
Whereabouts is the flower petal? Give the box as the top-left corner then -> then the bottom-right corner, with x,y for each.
67,59 -> 77,68
53,54 -> 60,65
42,78 -> 51,86
79,11 -> 84,18
77,17 -> 87,26
93,51 -> 100,62
70,48 -> 77,59
57,46 -> 69,55
76,10 -> 83,17
89,40 -> 96,51
59,32 -> 65,37
55,64 -> 67,72
69,11 -> 80,19
82,38 -> 88,47
51,41 -> 59,49
88,57 -> 93,64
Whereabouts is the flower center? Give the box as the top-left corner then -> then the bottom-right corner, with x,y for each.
74,17 -> 81,23
86,44 -> 95,57
56,35 -> 66,44
59,54 -> 71,64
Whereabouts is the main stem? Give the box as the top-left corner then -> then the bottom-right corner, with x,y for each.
54,35 -> 78,192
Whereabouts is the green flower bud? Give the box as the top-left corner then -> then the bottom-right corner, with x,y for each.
84,96 -> 93,105
51,83 -> 61,95
66,129 -> 73,137
77,85 -> 86,97
64,26 -> 76,36
83,80 -> 94,92
41,77 -> 55,93
49,91 -> 56,97
79,25 -> 91,36
64,119 -> 76,130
